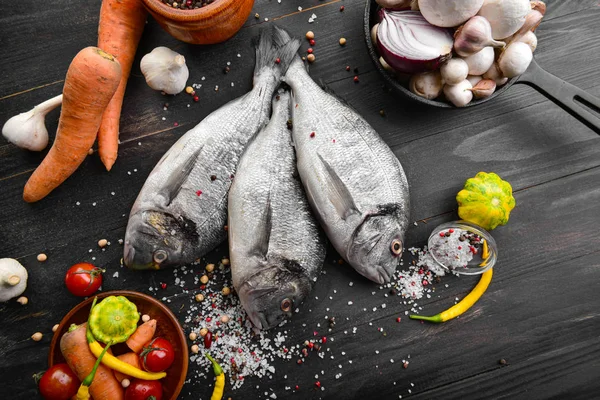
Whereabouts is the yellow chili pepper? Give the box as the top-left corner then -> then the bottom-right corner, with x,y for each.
206,353 -> 225,400
410,240 -> 493,323
86,328 -> 166,380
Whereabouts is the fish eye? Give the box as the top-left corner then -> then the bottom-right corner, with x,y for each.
391,239 -> 403,256
280,298 -> 292,312
153,249 -> 168,264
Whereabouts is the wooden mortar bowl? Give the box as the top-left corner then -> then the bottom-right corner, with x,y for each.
141,0 -> 255,44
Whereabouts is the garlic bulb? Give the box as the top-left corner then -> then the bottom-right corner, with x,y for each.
440,59 -> 469,85
454,16 -> 505,57
409,70 -> 443,99
443,80 -> 473,107
0,258 -> 28,302
418,0 -> 484,28
468,78 -> 496,99
140,47 -> 189,95
498,42 -> 533,78
2,95 -> 62,151
478,0 -> 530,39
463,46 -> 495,76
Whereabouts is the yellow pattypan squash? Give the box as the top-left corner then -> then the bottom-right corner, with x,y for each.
456,172 -> 516,230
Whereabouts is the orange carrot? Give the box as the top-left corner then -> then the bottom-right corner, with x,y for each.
23,47 -> 121,203
113,352 -> 142,382
97,0 -> 148,171
60,323 -> 124,400
126,319 -> 157,353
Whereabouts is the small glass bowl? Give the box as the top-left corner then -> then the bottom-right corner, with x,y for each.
427,220 -> 498,275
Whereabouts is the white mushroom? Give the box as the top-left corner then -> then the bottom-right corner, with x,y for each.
0,258 -> 28,302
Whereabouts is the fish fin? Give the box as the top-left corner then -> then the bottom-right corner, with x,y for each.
158,145 -> 204,207
316,153 -> 360,220
250,193 -> 273,259
254,26 -> 301,79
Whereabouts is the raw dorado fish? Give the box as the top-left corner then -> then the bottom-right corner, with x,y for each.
284,56 -> 410,284
228,90 -> 326,330
123,27 -> 301,270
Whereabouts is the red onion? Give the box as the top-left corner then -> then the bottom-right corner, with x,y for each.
376,9 -> 453,74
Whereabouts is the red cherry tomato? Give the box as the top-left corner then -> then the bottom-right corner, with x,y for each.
125,379 -> 163,400
64,262 -> 104,297
140,337 -> 175,372
38,363 -> 80,400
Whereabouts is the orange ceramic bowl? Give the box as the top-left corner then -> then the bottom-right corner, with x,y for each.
48,290 -> 188,400
141,0 -> 255,44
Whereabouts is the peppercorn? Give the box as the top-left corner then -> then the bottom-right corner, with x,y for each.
224,66 -> 230,74
211,175 -> 217,181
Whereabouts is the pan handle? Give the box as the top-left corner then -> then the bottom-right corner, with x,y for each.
516,58 -> 600,135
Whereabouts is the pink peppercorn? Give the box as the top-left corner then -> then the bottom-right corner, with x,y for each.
307,48 -> 313,54
193,95 -> 199,102
310,132 -> 315,138
321,337 -> 327,343
340,5 -> 345,11
396,317 -> 401,322
275,57 -> 281,64
315,381 -> 321,388
161,282 -> 167,289
196,190 -> 202,196
353,76 -> 359,83
309,39 -> 315,46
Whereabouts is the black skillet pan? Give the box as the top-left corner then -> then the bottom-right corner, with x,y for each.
364,0 -> 600,134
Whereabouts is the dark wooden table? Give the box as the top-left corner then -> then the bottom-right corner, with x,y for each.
2,1 -> 600,399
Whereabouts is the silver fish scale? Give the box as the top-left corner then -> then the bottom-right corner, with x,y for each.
229,91 -> 325,290
285,58 -> 409,260
130,73 -> 279,256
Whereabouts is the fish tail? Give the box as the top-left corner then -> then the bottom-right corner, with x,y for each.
254,25 -> 301,79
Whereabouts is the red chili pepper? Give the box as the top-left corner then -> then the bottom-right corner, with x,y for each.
204,331 -> 213,348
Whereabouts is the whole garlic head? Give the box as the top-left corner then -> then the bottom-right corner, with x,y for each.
0,258 -> 28,302
140,47 -> 189,95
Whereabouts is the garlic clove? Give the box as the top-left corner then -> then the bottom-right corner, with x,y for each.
466,75 -> 483,86
409,70 -> 443,100
506,9 -> 544,47
453,16 -> 506,57
371,23 -> 379,47
379,57 -> 395,73
483,62 -> 509,86
518,31 -> 537,52
440,58 -> 469,85
140,47 -> 190,95
443,80 -> 473,107
2,94 -> 62,152
498,41 -> 533,78
530,1 -> 546,16
468,78 -> 496,99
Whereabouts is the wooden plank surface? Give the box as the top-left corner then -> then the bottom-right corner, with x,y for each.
1,1 -> 600,399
